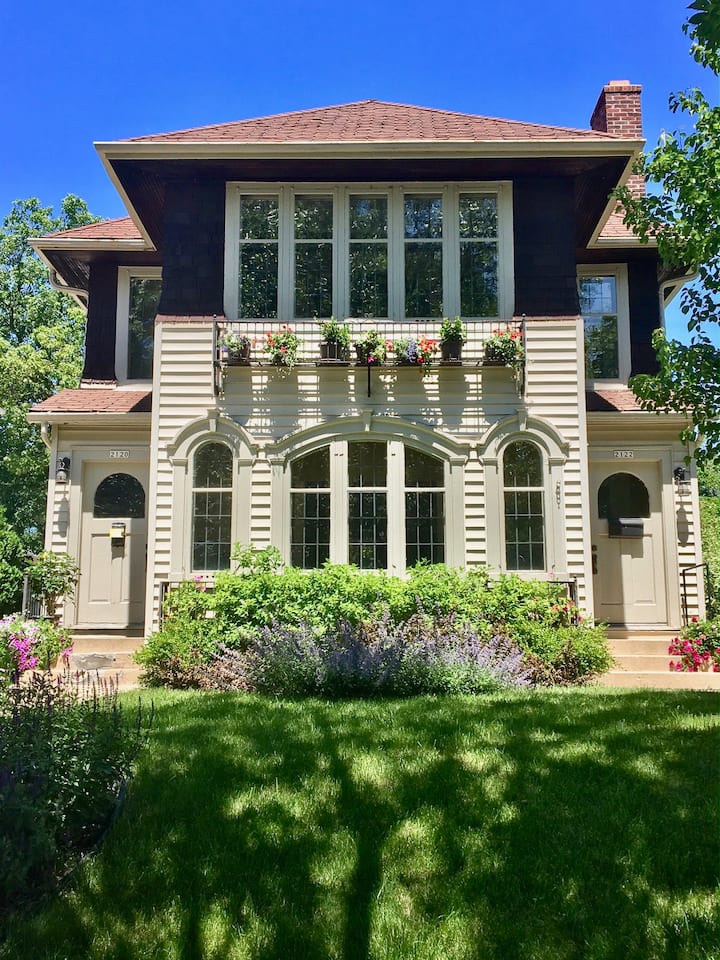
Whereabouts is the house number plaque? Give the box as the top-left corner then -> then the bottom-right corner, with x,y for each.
613,450 -> 634,459
109,449 -> 130,459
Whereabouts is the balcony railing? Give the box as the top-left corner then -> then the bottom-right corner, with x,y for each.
213,317 -> 525,392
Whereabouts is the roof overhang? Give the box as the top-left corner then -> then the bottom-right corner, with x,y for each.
27,411 -> 151,426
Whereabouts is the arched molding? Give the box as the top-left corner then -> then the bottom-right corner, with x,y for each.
267,414 -> 470,466
479,413 -> 569,463
167,413 -> 256,464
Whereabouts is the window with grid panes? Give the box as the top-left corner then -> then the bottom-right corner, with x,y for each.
405,447 -> 445,565
290,447 -> 331,568
226,184 -> 509,322
192,442 -> 233,571
348,441 -> 387,569
503,440 -> 545,571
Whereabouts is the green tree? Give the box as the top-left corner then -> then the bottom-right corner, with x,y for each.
618,1 -> 720,463
0,195 -> 98,545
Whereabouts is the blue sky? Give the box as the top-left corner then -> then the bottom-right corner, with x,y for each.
0,0 -> 713,341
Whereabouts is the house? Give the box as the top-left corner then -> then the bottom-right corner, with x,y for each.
28,82 -> 706,642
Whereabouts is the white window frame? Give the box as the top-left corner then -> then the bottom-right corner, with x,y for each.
115,266 -> 162,384
225,182 -> 514,322
577,263 -> 631,386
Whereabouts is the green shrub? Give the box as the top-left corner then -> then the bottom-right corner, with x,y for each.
138,562 -> 610,689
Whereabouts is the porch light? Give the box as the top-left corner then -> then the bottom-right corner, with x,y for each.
55,456 -> 71,483
673,466 -> 690,495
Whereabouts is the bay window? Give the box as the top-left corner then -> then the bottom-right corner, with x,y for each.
225,183 -> 513,322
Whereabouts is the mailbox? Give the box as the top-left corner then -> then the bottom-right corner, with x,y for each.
109,522 -> 126,541
608,518 -> 644,539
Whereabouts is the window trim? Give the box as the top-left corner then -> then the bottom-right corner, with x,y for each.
502,440 -> 546,572
577,263 -> 630,386
115,266 -> 162,384
225,182 -> 514,323
191,440 -> 234,573
269,418 -> 468,574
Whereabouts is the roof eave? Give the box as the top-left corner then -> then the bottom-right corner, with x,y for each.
27,411 -> 152,426
96,137 -> 645,161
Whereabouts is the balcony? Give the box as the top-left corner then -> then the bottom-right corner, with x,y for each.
214,317 -> 525,383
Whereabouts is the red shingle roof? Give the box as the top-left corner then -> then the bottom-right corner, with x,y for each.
124,100 -> 620,145
31,389 -> 151,414
586,389 -> 644,412
40,217 -> 142,242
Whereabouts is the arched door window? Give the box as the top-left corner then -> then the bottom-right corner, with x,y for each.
93,473 -> 145,518
192,442 -> 233,570
503,440 -> 545,570
598,473 -> 650,519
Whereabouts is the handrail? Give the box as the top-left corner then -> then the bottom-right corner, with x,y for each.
680,562 -> 709,625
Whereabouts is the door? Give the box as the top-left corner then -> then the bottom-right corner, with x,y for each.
590,462 -> 668,625
77,464 -> 148,628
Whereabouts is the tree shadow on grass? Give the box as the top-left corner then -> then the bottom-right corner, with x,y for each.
1,689 -> 718,960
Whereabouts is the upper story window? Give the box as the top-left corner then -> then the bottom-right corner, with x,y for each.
225,183 -> 513,322
577,264 -> 630,384
116,267 -> 162,382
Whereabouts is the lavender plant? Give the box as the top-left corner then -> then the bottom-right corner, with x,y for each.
202,614 -> 533,697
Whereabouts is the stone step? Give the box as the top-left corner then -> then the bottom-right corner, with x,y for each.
70,634 -> 141,654
609,639 -> 674,656
597,670 -> 720,690
611,654 -> 678,672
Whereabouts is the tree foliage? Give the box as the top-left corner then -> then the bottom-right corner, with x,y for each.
617,2 -> 720,462
0,196 -> 98,546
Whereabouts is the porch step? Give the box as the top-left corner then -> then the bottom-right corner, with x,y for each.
61,632 -> 145,690
600,629 -> 720,690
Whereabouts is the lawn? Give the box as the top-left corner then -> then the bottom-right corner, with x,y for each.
1,688 -> 718,960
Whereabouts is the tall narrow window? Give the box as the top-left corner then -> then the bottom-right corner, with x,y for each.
579,275 -> 619,379
128,277 -> 162,379
192,442 -> 233,570
291,447 -> 331,568
503,441 -> 545,571
238,196 -> 279,319
459,194 -> 498,317
404,195 -> 443,317
348,441 -> 387,569
295,196 -> 333,318
405,448 -> 445,565
349,196 -> 388,318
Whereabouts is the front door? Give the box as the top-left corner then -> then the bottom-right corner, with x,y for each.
77,464 -> 148,628
590,461 -> 668,625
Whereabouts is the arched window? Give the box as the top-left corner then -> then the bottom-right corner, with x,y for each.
192,442 -> 233,570
93,473 -> 145,518
503,440 -> 545,570
287,439 -> 447,571
598,473 -> 650,519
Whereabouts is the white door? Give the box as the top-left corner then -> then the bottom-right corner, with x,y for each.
589,462 -> 668,625
77,464 -> 148,628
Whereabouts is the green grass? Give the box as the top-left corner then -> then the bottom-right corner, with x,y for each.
1,688 -> 718,960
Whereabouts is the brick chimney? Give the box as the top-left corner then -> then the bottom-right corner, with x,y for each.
591,80 -> 645,196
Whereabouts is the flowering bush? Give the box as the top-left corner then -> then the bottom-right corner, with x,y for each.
392,336 -> 438,371
484,328 -> 524,367
0,614 -> 72,675
669,617 -> 720,671
264,326 -> 300,367
201,614 -> 533,697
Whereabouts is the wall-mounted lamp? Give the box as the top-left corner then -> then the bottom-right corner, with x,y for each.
55,456 -> 70,483
673,466 -> 691,496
